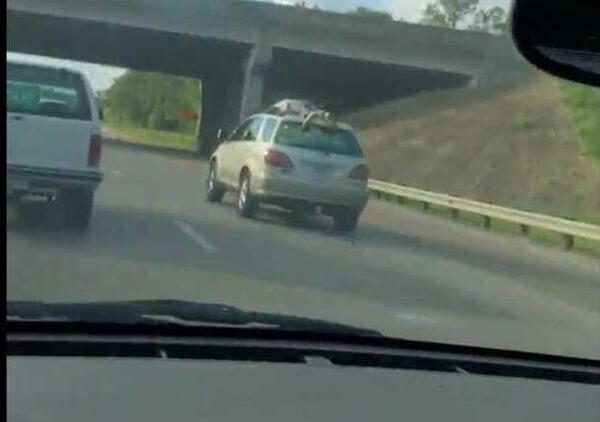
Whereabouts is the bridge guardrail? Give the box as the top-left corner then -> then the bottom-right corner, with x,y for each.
368,179 -> 600,250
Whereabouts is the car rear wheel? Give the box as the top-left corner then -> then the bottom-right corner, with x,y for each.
206,161 -> 226,203
238,170 -> 258,218
62,188 -> 94,231
333,209 -> 359,232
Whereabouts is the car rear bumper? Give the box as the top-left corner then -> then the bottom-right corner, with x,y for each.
7,164 -> 103,196
253,172 -> 369,213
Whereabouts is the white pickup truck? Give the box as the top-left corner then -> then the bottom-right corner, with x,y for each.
7,59 -> 103,231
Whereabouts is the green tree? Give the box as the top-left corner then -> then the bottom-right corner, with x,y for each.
104,70 -> 200,133
147,109 -> 163,130
350,6 -> 394,21
469,6 -> 507,34
421,0 -> 479,29
563,83 -> 600,161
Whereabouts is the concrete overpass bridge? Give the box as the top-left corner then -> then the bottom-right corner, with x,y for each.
7,0 -> 516,155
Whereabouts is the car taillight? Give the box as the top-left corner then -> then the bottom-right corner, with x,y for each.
349,164 -> 369,181
264,149 -> 293,169
88,134 -> 102,167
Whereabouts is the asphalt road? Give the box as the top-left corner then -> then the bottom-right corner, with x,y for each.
7,144 -> 600,359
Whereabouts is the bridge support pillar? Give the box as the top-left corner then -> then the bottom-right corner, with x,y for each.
195,44 -> 272,158
239,44 -> 273,120
196,72 -> 244,158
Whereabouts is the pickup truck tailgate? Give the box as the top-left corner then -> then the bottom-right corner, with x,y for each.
8,112 -> 95,172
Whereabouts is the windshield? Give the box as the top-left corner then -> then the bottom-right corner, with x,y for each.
6,0 -> 600,362
7,63 -> 91,120
275,122 -> 364,157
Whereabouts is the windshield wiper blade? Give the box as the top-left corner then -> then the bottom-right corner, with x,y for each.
7,300 -> 381,337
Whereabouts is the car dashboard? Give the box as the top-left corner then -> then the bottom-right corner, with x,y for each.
8,356 -> 600,422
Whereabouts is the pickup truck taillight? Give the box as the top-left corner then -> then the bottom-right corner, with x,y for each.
264,149 -> 293,169
349,164 -> 369,181
88,134 -> 102,167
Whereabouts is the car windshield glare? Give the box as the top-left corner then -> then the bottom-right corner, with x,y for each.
275,122 -> 363,157
7,63 -> 91,120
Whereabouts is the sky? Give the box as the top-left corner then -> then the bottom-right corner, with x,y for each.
269,0 -> 511,22
7,51 -> 127,93
8,0 -> 511,91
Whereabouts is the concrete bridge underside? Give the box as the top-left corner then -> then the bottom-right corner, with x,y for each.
8,8 -> 475,156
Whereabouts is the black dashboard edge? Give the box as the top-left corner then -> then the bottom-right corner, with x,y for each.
7,320 -> 600,385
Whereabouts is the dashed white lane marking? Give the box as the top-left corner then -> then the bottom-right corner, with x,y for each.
173,220 -> 220,253
111,170 -> 123,178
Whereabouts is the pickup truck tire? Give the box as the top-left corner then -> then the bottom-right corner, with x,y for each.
62,189 -> 94,231
333,209 -> 359,232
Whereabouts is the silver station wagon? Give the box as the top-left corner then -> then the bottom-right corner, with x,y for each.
206,100 -> 369,232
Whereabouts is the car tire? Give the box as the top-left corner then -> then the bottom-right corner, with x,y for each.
333,209 -> 359,232
238,170 -> 258,218
63,188 -> 94,231
206,161 -> 226,203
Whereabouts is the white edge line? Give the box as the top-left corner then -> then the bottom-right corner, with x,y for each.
173,220 -> 220,254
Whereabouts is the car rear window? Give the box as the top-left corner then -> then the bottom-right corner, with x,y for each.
274,121 -> 364,157
7,62 -> 92,121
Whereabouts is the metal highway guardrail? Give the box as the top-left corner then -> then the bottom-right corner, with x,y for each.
368,179 -> 600,250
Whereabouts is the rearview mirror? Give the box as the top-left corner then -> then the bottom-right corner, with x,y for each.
216,129 -> 225,143
511,0 -> 600,87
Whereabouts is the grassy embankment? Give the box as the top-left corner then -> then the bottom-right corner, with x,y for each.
102,116 -> 197,153
345,72 -> 599,256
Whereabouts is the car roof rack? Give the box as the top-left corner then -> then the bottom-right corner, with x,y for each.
265,99 -> 318,117
302,109 -> 336,130
265,99 -> 337,129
